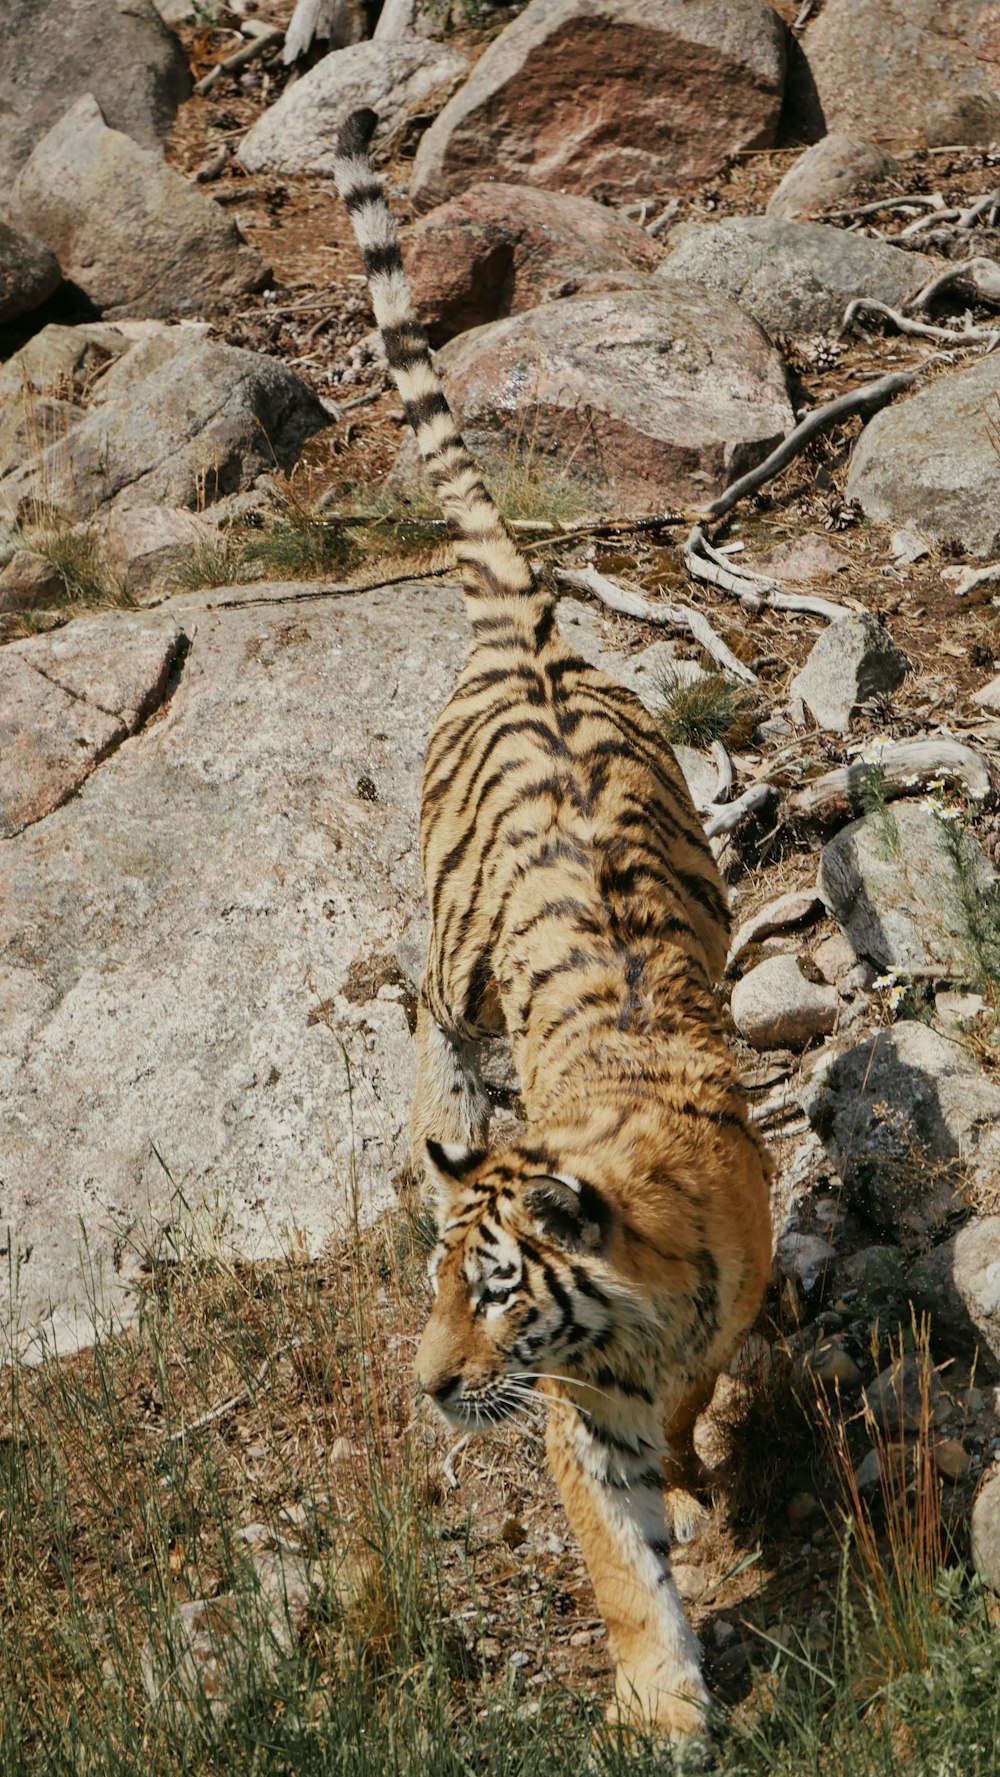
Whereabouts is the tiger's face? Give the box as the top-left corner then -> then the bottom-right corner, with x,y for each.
414,1138 -> 651,1431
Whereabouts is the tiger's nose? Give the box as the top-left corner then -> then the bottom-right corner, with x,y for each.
422,1372 -> 462,1403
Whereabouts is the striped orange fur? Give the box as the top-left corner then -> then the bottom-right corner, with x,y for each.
334,108 -> 771,1746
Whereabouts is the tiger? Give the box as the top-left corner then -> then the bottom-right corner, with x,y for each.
333,107 -> 771,1747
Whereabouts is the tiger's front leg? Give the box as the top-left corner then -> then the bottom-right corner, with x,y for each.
545,1397 -> 709,1745
410,995 -> 491,1173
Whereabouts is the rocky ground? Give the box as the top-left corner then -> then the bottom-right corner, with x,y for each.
7,0 -> 1000,1752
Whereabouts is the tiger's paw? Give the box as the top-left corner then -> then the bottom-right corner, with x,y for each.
665,1486 -> 712,1546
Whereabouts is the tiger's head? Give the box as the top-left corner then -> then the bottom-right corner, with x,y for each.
413,1137 -> 658,1430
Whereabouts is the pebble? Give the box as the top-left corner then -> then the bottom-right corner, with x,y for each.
935,1438 -> 972,1480
806,1341 -> 862,1388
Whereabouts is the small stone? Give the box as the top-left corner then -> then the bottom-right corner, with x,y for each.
935,989 -> 986,1026
766,134 -> 899,221
890,528 -> 930,565
569,1629 -> 594,1647
852,1448 -> 883,1495
806,1341 -> 862,1389
508,1650 -> 531,1668
864,1354 -> 946,1436
787,1491 -> 821,1529
971,1469 -> 1000,1591
935,1438 -> 971,1480
0,217 -> 60,323
328,1436 -> 359,1463
730,954 -> 838,1051
0,549 -> 64,613
711,1619 -> 737,1648
726,889 -> 825,970
778,1232 -> 837,1292
972,674 -> 1000,711
789,611 -> 909,732
811,933 -> 856,985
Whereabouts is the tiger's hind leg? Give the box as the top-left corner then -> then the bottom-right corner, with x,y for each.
411,995 -> 492,1179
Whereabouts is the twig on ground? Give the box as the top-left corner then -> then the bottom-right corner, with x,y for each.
958,189 -> 1000,229
153,1339 -> 303,1441
821,195 -> 944,222
899,206 -> 963,237
647,199 -> 681,237
554,563 -> 757,684
698,363 -> 928,524
683,526 -> 846,619
703,782 -> 775,838
792,0 -> 817,26
194,21 -> 284,95
841,296 -> 1000,348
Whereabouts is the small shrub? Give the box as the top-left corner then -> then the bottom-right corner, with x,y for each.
656,667 -> 757,750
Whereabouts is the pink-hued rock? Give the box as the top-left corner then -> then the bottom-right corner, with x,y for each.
0,612 -> 186,837
405,182 -> 658,345
410,0 -> 787,211
797,0 -> 1000,147
101,506 -> 216,602
392,286 -> 793,515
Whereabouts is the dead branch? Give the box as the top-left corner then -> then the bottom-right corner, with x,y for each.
841,296 -> 1000,348
785,736 -> 992,823
899,206 -> 963,238
194,22 -> 284,95
958,189 -> 1000,229
154,1339 -> 303,1441
647,199 -> 681,237
554,563 -> 757,684
283,0 -> 365,63
683,525 -> 846,619
698,364 -> 926,524
821,195 -> 944,222
703,782 -> 775,838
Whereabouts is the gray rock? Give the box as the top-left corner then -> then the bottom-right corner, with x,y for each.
0,0 -> 190,188
0,218 -> 60,324
847,352 -> 1000,559
555,599 -> 704,716
798,0 -> 1000,149
12,96 -> 269,321
657,218 -> 939,341
789,611 -> 909,731
811,932 -> 857,985
0,330 -> 330,521
776,1230 -> 837,1291
835,1243 -> 905,1313
766,134 -> 900,220
0,579 -> 462,1352
801,1020 -> 1000,1239
818,801 -> 993,978
0,550 -> 65,614
391,286 -> 793,515
237,39 -> 468,175
730,954 -> 838,1051
410,0 -> 786,210
971,1469 -> 1000,1592
907,1219 -> 1000,1379
935,989 -> 987,1027
727,888 -> 826,969
140,1542 -> 320,1727
0,612 -> 187,838
864,1353 -> 946,1434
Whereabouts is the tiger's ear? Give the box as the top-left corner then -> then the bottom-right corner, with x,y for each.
423,1141 -> 485,1215
523,1175 -> 612,1253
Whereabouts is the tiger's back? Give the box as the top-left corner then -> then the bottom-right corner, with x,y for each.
334,109 -> 771,1748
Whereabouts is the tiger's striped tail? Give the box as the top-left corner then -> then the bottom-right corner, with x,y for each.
332,108 -> 539,618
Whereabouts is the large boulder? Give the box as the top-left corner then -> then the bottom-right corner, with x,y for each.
657,218 -> 939,340
409,0 -> 787,210
0,0 -> 190,187
237,39 -> 467,175
908,1219 -> 1000,1379
0,329 -> 330,521
0,219 -> 61,324
800,1021 -> 1000,1240
391,286 -> 794,514
847,353 -> 1000,559
796,0 -> 1000,148
730,955 -> 838,1051
0,579 -> 463,1353
766,134 -> 900,220
818,800 -> 994,978
12,96 -> 269,320
405,183 -> 658,346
